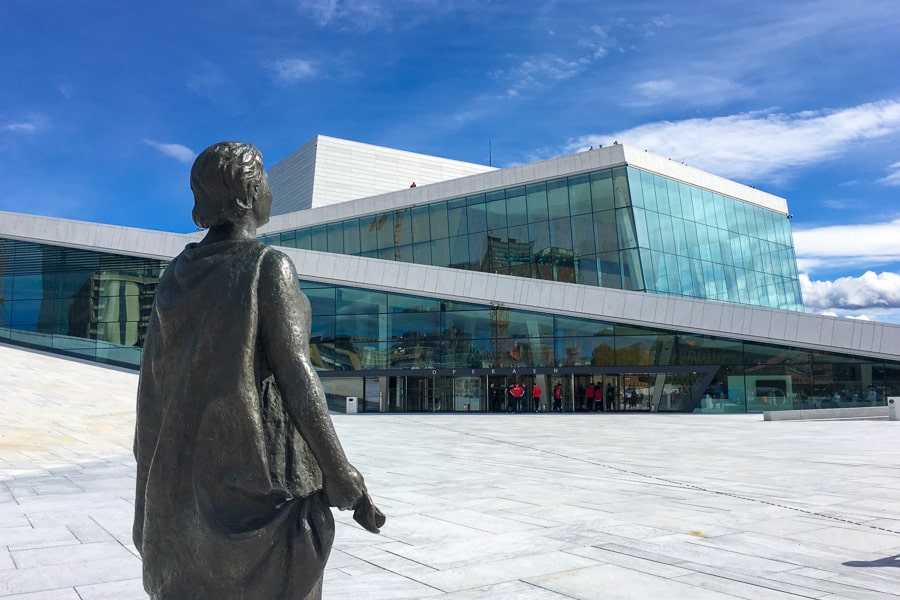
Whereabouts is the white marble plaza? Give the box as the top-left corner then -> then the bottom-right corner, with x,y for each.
1,342 -> 899,599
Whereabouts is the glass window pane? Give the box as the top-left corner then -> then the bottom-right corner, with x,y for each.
309,225 -> 327,251
448,204 -> 468,237
666,179 -> 683,218
303,286 -> 336,316
505,187 -> 527,227
528,220 -> 551,256
640,170 -> 657,212
296,228 -> 312,250
594,210 -> 618,253
431,238 -> 450,268
549,217 -> 573,251
376,212 -> 396,248
702,190 -> 717,228
653,175 -> 669,214
337,288 -> 387,315
526,182 -> 549,222
326,222 -> 344,253
576,255 -> 599,286
412,241 -> 431,265
410,206 -> 430,243
616,208 -> 638,249
388,294 -> 440,313
571,216 -> 595,256
625,168 -> 643,210
679,183 -> 693,220
613,167 -> 630,208
486,198 -> 507,231
449,235 -> 470,268
467,201 -> 487,233
429,203 -> 449,240
621,248 -> 644,291
568,174 -> 591,215
360,214 -> 380,252
468,233 -> 487,270
547,178 -> 569,219
598,251 -> 622,289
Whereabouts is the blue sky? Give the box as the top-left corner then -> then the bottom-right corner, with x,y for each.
3,0 -> 900,321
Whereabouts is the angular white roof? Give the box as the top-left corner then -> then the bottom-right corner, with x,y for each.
267,135 -> 496,215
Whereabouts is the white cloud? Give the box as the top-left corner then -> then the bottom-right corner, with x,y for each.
297,0 -> 339,26
877,161 -> 900,186
295,0 -> 450,31
144,139 -> 195,164
497,54 -> 588,96
565,99 -> 900,181
2,122 -> 38,134
268,58 -> 317,83
801,271 -> 900,316
628,76 -> 747,108
793,217 -> 900,272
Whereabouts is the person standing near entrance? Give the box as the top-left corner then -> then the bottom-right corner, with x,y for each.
606,383 -> 615,411
531,382 -> 542,412
553,383 -> 562,412
585,383 -> 595,411
510,382 -> 526,413
594,385 -> 604,412
489,382 -> 501,412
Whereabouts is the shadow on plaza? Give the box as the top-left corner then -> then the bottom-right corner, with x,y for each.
843,554 -> 900,568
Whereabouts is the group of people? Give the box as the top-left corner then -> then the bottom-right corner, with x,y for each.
488,382 -> 565,413
581,382 -> 616,412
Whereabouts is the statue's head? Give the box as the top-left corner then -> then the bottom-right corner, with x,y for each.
190,142 -> 272,229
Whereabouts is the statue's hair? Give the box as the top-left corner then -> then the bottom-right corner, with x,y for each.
190,142 -> 266,228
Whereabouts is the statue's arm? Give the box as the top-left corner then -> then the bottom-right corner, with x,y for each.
258,250 -> 366,509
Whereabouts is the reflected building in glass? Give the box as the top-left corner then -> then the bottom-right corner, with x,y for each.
2,137 -> 899,414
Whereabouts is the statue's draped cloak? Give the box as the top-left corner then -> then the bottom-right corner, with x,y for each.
134,240 -> 332,599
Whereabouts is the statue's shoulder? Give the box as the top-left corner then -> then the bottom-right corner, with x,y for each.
258,244 -> 298,285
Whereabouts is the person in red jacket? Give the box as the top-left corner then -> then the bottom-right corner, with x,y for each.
510,382 -> 526,413
531,382 -> 542,412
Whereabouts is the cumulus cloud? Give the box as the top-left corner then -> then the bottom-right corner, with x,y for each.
144,139 -> 196,164
565,99 -> 900,181
793,217 -> 900,322
801,272 -> 900,311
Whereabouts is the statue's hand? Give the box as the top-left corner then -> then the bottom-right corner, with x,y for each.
324,464 -> 366,510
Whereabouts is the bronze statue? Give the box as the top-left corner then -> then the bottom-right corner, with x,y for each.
133,142 -> 384,599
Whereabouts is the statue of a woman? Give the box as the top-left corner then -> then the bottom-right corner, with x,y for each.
133,141 -> 383,599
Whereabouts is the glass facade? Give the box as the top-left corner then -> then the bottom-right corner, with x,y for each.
300,279 -> 897,412
3,236 -> 895,413
0,238 -> 166,368
261,166 -> 803,311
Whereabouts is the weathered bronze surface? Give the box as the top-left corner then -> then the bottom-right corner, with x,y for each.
133,142 -> 384,599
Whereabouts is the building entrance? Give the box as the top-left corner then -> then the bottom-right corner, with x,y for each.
336,366 -> 720,413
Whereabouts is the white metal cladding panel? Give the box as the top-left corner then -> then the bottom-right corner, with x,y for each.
0,212 -> 199,260
307,136 -> 494,209
269,138 -> 318,215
